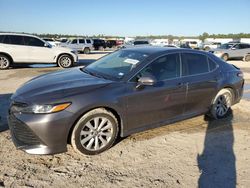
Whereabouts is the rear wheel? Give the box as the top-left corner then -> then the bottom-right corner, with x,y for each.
204,46 -> 210,51
57,54 -> 73,68
98,46 -> 104,51
83,47 -> 90,54
244,54 -> 250,62
222,54 -> 229,61
0,55 -> 11,70
71,108 -> 119,155
210,89 -> 233,119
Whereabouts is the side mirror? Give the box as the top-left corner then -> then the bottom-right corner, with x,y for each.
136,76 -> 156,89
44,43 -> 52,48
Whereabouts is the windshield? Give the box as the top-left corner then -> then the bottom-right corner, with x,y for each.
84,50 -> 149,80
219,43 -> 234,49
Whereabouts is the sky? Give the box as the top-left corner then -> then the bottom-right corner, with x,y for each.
0,0 -> 250,37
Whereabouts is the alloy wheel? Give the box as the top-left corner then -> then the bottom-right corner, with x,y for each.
59,56 -> 72,68
215,93 -> 231,117
79,117 -> 113,151
0,56 -> 10,69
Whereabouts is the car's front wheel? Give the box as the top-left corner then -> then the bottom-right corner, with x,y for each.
0,55 -> 11,70
71,108 -> 119,155
57,54 -> 73,68
210,89 -> 233,119
222,53 -> 229,61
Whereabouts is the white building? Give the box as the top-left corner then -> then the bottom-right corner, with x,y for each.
204,38 -> 232,44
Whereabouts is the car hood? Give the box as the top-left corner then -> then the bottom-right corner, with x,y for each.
11,68 -> 112,104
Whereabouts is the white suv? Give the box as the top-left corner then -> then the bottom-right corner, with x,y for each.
61,38 -> 93,54
0,33 -> 78,69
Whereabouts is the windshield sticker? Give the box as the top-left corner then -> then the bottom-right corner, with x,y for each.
124,58 -> 139,65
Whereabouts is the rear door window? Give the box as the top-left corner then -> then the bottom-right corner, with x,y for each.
208,58 -> 217,71
9,35 -> 24,45
86,39 -> 91,43
79,39 -> 85,44
181,53 -> 209,76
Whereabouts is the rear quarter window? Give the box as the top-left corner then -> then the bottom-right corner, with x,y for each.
0,35 -> 4,43
181,53 -> 209,76
208,58 -> 217,71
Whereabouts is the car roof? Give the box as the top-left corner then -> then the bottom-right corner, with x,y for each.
0,32 -> 39,38
122,46 -> 207,55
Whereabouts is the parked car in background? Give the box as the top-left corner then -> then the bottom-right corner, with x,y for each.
164,44 -> 179,48
106,40 -> 124,48
200,42 -> 221,51
60,38 -> 68,43
92,39 -> 106,50
8,47 -> 244,155
210,42 -> 250,61
0,33 -> 78,69
180,43 -> 192,49
43,38 -> 61,47
61,38 -> 93,54
122,39 -> 151,48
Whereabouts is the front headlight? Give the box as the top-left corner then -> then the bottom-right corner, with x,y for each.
11,103 -> 71,114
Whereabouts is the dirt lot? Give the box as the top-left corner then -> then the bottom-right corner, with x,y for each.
0,52 -> 250,188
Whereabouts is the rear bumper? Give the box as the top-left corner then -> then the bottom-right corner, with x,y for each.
8,110 -> 74,155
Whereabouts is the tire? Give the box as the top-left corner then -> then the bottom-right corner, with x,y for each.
0,54 -> 11,70
243,54 -> 250,62
204,46 -> 210,51
71,108 -> 119,155
222,54 -> 229,61
57,54 -> 73,68
83,47 -> 90,54
98,46 -> 104,51
210,89 -> 233,119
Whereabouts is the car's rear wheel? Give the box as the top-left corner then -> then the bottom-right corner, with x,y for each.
204,46 -> 210,51
71,108 -> 119,155
244,54 -> 250,62
210,89 -> 233,119
0,55 -> 11,70
83,47 -> 90,54
57,54 -> 73,68
222,54 -> 229,61
98,46 -> 104,51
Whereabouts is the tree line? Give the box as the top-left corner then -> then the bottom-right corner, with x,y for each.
1,31 -> 250,41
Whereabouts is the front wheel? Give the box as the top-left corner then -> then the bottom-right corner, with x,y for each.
210,89 -> 233,119
57,54 -> 73,68
71,108 -> 119,155
222,54 -> 229,61
0,55 -> 11,70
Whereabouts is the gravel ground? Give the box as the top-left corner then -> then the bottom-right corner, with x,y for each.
0,52 -> 250,187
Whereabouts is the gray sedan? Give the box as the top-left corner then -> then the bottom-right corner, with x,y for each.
8,47 -> 244,155
210,42 -> 250,61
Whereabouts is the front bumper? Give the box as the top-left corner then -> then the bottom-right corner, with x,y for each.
8,110 -> 74,155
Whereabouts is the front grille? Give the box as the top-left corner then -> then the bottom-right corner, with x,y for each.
8,114 -> 42,147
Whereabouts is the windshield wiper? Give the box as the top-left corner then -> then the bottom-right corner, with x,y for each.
81,68 -> 107,79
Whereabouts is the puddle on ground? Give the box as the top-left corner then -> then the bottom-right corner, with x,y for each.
243,84 -> 250,100
244,84 -> 250,90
